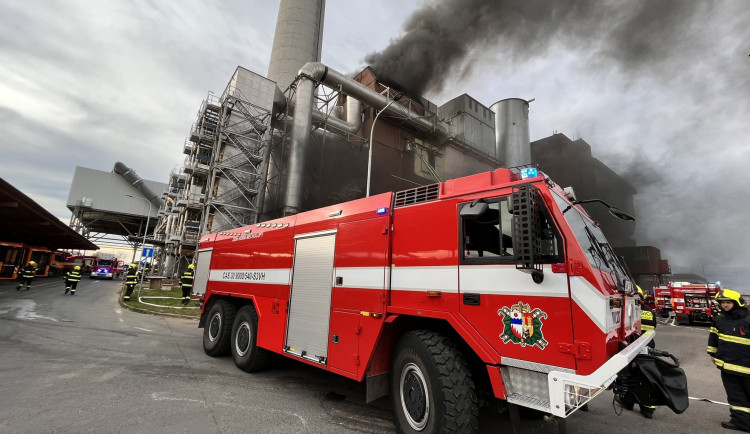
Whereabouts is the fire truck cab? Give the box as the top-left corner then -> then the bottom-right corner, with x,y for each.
192,167 -> 669,431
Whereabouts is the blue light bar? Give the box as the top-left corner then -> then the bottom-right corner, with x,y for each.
520,168 -> 538,179
376,207 -> 388,215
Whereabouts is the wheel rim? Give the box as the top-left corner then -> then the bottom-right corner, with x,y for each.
235,321 -> 251,356
208,312 -> 221,342
400,362 -> 429,431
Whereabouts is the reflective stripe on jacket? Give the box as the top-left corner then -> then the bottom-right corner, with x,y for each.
66,270 -> 82,282
181,270 -> 194,288
125,268 -> 140,284
21,265 -> 37,278
641,304 -> 657,331
707,307 -> 750,377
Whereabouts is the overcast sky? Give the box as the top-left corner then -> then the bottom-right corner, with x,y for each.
0,0 -> 748,289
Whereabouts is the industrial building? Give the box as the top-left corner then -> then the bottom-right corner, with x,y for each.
145,0 -> 665,282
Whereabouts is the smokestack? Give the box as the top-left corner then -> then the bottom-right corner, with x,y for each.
267,0 -> 326,92
490,99 -> 530,167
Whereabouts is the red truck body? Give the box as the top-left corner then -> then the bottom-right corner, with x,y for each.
668,282 -> 720,325
653,285 -> 672,317
192,168 -> 657,426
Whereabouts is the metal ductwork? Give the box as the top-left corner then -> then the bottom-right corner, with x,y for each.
284,62 -> 449,213
113,162 -> 164,210
490,98 -> 531,167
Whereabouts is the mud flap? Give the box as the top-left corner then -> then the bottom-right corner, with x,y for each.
612,348 -> 689,414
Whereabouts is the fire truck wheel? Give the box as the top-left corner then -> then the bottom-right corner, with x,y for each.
202,299 -> 237,357
231,305 -> 271,372
391,330 -> 478,434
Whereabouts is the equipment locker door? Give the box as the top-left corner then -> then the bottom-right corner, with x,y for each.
285,230 -> 337,364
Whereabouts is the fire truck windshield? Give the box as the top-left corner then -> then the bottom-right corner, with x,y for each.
552,191 -> 631,288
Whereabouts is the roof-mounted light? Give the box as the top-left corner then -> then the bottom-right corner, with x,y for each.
520,167 -> 539,180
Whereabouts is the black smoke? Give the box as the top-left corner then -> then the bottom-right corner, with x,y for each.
365,0 -> 705,96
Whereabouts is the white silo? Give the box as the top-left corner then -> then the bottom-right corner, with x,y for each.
267,0 -> 326,91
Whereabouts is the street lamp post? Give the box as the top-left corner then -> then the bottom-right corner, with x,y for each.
366,99 -> 397,197
126,194 -> 152,296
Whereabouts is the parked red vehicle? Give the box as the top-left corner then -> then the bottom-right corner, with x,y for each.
191,167 -> 686,431
89,253 -> 118,280
668,282 -> 721,325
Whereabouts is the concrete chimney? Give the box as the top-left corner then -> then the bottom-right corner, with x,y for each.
267,0 -> 326,92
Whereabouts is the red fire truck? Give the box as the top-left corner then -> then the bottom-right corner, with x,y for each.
653,285 -> 672,317
668,282 -> 720,325
89,253 -> 119,280
192,167 -> 682,431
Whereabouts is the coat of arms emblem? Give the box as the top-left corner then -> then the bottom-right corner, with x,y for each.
498,302 -> 548,349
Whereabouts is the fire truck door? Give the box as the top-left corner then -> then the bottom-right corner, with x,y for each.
285,230 -> 337,364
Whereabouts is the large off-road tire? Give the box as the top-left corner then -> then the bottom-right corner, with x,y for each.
230,305 -> 271,372
202,299 -> 236,357
391,330 -> 478,434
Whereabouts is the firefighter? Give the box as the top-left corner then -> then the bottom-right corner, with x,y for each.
65,266 -> 82,295
620,286 -> 658,418
707,289 -> 750,432
123,263 -> 140,302
15,261 -> 38,290
180,264 -> 195,305
638,286 -> 657,348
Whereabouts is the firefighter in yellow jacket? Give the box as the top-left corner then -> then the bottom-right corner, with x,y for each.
708,289 -> 750,432
65,265 -> 82,295
180,264 -> 195,305
16,261 -> 37,290
123,263 -> 140,302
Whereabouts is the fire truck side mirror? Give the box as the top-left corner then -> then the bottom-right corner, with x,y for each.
459,200 -> 489,220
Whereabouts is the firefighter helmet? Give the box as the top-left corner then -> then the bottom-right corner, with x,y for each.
129,263 -> 137,269
715,289 -> 745,308
637,285 -> 645,299
188,264 -> 195,270
29,261 -> 36,265
74,266 -> 81,271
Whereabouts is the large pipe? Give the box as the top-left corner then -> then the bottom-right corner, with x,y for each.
113,162 -> 164,210
284,62 -> 449,213
490,98 -> 531,167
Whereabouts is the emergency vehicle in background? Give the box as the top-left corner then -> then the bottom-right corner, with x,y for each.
653,285 -> 672,317
668,282 -> 721,325
89,252 -> 119,280
192,167 -> 684,432
63,255 -> 97,274
0,242 -> 54,279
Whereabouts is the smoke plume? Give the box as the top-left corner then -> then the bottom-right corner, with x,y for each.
365,0 -> 704,96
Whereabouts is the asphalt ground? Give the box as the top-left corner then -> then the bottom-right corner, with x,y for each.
0,277 -> 734,433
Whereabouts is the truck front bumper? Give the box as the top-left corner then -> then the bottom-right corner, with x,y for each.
547,330 -> 655,417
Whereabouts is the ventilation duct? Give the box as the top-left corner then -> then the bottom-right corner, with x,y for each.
113,162 -> 164,209
285,62 -> 449,213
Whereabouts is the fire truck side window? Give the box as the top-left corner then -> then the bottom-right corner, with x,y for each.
461,197 -> 562,264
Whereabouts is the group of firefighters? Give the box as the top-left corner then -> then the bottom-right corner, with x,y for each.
11,259 -> 195,307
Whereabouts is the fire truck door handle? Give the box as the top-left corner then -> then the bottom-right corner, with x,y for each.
335,276 -> 343,286
332,334 -> 339,344
463,293 -> 480,306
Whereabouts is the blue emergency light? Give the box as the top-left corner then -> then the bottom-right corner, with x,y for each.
376,207 -> 388,215
520,168 -> 538,179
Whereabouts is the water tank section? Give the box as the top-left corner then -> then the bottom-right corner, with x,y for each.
267,0 -> 326,92
491,98 -> 530,167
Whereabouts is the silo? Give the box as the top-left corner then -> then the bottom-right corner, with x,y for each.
267,0 -> 326,91
491,98 -> 530,167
